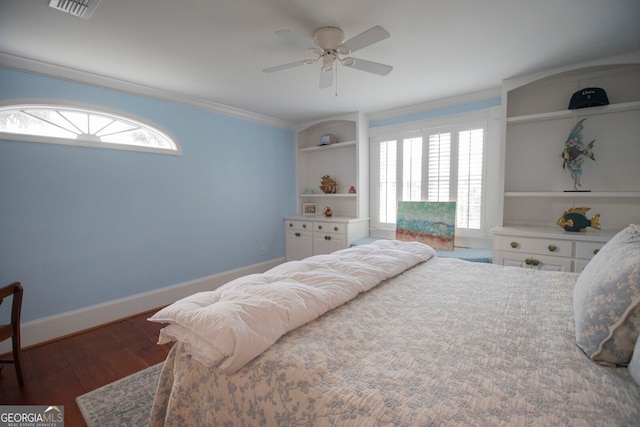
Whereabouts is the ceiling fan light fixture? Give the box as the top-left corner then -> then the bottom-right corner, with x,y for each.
322,54 -> 336,71
342,57 -> 356,67
264,25 -> 393,87
313,27 -> 345,50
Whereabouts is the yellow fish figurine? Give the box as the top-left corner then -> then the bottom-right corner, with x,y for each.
557,207 -> 601,232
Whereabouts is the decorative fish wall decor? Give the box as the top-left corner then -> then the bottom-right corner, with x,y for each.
561,118 -> 595,191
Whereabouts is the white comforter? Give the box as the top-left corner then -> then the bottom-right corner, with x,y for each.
149,240 -> 434,373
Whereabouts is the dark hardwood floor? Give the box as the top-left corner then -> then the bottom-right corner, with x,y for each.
0,309 -> 173,427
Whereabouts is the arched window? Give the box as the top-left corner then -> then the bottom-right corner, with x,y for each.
0,100 -> 181,155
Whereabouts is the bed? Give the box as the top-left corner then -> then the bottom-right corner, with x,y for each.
148,226 -> 640,426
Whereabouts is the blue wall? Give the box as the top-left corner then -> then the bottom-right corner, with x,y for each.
0,68 -> 296,322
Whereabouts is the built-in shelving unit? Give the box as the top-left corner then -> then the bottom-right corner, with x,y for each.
295,112 -> 369,219
497,57 -> 640,231
285,112 -> 370,260
493,55 -> 640,268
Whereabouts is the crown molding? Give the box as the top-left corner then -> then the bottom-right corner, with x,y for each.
368,87 -> 501,124
0,52 -> 295,131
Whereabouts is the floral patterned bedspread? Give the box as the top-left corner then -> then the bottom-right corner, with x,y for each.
149,257 -> 640,426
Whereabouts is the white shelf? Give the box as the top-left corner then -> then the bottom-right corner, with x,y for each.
299,193 -> 357,198
504,191 -> 640,198
507,101 -> 640,124
298,140 -> 356,152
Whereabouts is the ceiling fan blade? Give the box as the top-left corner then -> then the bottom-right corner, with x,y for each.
343,57 -> 393,76
275,29 -> 315,49
262,60 -> 309,73
319,68 -> 333,89
341,25 -> 390,53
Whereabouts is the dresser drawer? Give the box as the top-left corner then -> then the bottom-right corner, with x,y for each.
495,235 -> 573,258
286,220 -> 311,231
575,241 -> 605,260
314,222 -> 345,234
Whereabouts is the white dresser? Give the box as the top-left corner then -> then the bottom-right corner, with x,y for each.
284,216 -> 369,261
492,226 -> 616,272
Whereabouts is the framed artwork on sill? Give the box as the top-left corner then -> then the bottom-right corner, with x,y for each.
303,203 -> 318,215
396,201 -> 456,251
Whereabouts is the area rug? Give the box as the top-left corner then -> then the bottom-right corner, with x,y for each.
76,363 -> 162,427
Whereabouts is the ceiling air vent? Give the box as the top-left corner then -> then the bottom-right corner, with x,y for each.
49,0 -> 102,19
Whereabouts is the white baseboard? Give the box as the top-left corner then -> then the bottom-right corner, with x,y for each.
1,258 -> 284,354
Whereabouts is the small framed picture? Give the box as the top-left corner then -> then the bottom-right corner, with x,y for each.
302,203 -> 317,215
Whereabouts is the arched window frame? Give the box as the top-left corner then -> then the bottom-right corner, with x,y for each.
0,99 -> 182,156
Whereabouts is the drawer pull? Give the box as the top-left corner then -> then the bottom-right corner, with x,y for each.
525,258 -> 540,266
334,226 -> 339,231
295,232 -> 301,237
302,224 -> 306,228
289,223 -> 293,227
510,242 -> 518,248
548,245 -> 556,252
525,258 -> 532,265
593,249 -> 599,255
324,235 -> 331,241
531,259 -> 539,266
318,225 -> 322,230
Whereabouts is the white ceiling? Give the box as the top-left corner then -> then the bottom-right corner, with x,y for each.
1,0 -> 639,126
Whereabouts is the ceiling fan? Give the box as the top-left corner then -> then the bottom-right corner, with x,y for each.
262,25 -> 393,89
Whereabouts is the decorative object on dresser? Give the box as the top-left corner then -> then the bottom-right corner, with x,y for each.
561,118 -> 596,191
319,175 -> 337,194
557,207 -> 601,232
348,186 -> 356,194
322,206 -> 333,217
303,203 -> 317,215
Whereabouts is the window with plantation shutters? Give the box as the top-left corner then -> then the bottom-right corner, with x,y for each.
427,132 -> 451,201
372,120 -> 487,236
457,128 -> 484,229
379,139 -> 397,223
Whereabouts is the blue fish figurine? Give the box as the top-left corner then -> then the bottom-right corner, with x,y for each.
561,118 -> 595,190
557,207 -> 601,232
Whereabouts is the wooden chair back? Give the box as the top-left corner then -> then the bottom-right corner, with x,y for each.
0,282 -> 24,386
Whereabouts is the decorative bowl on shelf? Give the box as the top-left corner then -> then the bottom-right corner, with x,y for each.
319,133 -> 338,146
